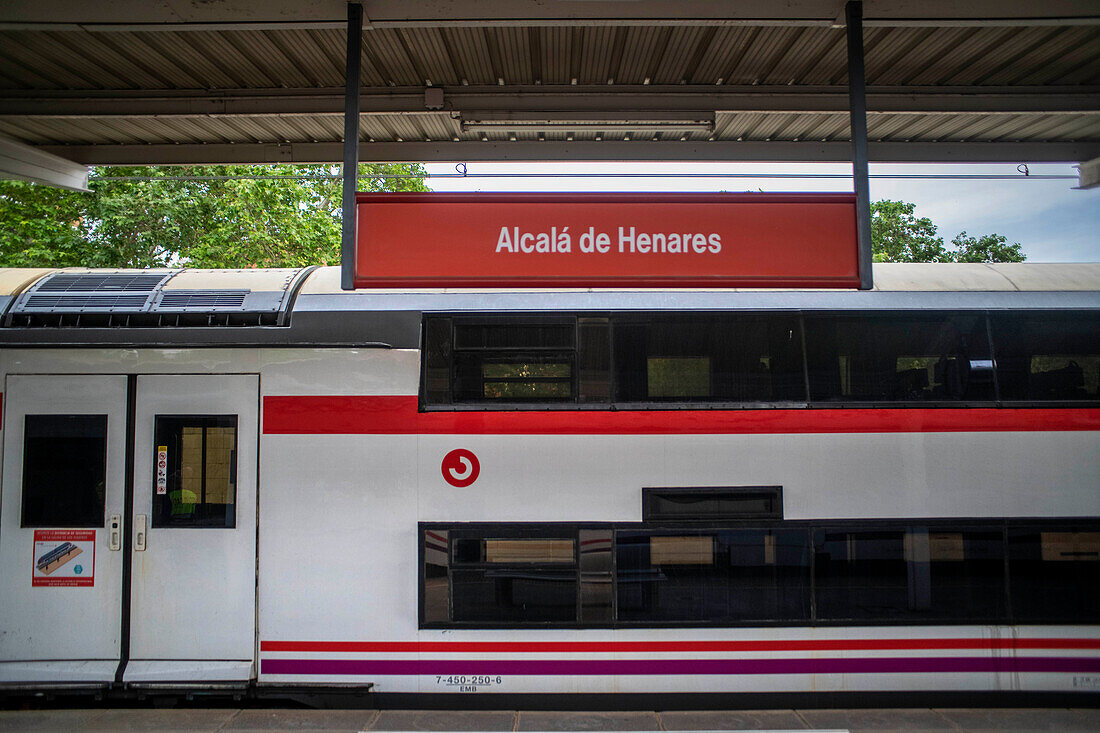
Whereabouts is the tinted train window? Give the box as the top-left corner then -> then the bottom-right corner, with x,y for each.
152,416 -> 238,528
422,522 -> 1099,628
443,531 -> 578,624
422,529 -> 450,624
616,529 -> 811,623
434,319 -> 580,403
991,313 -> 1100,401
805,314 -> 993,402
579,529 -> 614,623
642,487 -> 783,521
612,316 -> 805,403
813,527 -> 1006,621
21,414 -> 107,528
1008,528 -> 1100,622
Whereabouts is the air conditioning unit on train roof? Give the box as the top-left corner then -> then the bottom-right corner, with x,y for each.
3,267 -> 314,328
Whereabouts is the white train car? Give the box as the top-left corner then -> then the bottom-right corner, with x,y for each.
0,263 -> 1097,706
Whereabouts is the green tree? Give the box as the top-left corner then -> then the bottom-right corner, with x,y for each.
0,163 -> 429,268
949,231 -> 1026,263
0,179 -> 96,267
870,199 -> 1025,263
870,199 -> 948,262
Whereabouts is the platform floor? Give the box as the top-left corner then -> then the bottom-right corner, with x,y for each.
1,708 -> 1098,733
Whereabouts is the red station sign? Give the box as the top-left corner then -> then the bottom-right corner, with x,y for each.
353,192 -> 859,289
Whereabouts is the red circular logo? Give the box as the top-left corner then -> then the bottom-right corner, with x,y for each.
441,448 -> 480,488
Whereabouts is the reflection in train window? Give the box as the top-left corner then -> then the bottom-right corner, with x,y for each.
152,416 -> 237,529
422,529 -> 449,624
421,521 -> 1098,628
805,314 -> 993,402
21,414 -> 107,528
448,319 -> 578,403
615,529 -> 811,624
991,313 -> 1100,401
813,527 -> 1005,621
447,532 -> 578,623
1008,528 -> 1100,622
613,316 -> 806,403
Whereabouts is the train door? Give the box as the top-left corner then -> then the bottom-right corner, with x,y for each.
0,373 -> 258,687
0,375 -> 129,684
126,374 -> 258,683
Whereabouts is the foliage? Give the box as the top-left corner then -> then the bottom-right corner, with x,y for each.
0,163 -> 429,269
949,231 -> 1026,263
0,179 -> 95,267
870,199 -> 1025,263
1,178 -> 1030,268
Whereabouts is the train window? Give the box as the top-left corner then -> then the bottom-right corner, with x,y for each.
616,529 -> 811,624
151,416 -> 237,529
446,319 -> 578,403
579,529 -> 614,623
422,529 -> 449,624
805,314 -> 994,402
422,317 -> 452,404
642,487 -> 783,521
813,527 -> 1006,621
990,312 -> 1100,401
612,316 -> 806,404
1008,528 -> 1100,623
454,537 -> 574,563
427,529 -> 579,625
21,414 -> 107,528
578,318 -> 611,403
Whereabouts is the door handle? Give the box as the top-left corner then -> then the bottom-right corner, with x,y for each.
109,514 -> 122,551
135,514 -> 147,552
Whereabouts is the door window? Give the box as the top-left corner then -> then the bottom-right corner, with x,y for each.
152,416 -> 237,528
21,414 -> 107,527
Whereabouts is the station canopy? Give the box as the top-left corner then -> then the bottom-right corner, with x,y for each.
0,0 -> 1098,167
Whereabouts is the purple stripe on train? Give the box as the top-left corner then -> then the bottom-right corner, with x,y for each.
261,657 -> 1100,676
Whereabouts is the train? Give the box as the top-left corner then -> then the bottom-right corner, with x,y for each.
0,262 -> 1097,706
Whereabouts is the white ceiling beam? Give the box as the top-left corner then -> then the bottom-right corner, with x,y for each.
0,136 -> 89,191
1076,157 -> 1100,189
3,86 -> 1097,117
0,0 -> 1097,28
36,140 -> 1100,166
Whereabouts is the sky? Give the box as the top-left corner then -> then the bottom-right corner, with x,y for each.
423,161 -> 1100,263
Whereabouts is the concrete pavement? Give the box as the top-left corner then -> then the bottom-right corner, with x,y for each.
1,708 -> 1098,733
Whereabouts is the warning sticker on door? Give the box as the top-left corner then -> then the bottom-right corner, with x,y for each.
33,529 -> 95,587
156,444 -> 168,495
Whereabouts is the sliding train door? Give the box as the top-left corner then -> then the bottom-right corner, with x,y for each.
126,374 -> 258,683
0,373 -> 258,687
0,375 -> 129,684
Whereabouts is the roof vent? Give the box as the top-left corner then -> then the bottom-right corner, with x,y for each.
7,271 -> 176,325
3,268 -> 310,328
35,272 -> 170,294
23,294 -> 152,310
158,290 -> 248,309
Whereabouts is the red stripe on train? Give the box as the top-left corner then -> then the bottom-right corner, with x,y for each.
262,395 -> 1100,435
260,638 -> 1100,653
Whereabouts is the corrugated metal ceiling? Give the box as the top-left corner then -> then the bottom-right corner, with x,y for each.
2,25 -> 1097,90
0,22 -> 1097,162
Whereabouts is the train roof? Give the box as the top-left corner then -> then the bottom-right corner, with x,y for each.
0,263 -> 1096,349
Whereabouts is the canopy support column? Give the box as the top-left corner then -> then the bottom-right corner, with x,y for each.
846,0 -> 874,290
341,3 -> 363,291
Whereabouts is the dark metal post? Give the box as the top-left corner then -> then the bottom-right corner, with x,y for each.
341,3 -> 363,291
846,0 -> 873,290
